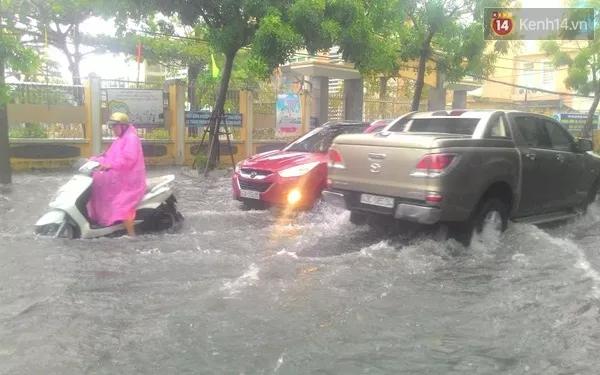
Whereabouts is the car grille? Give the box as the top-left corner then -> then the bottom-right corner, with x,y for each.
239,179 -> 272,192
240,168 -> 272,178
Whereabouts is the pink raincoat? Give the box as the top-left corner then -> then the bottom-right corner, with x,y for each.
88,125 -> 146,227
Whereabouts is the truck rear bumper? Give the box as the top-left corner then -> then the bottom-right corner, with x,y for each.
322,190 -> 441,225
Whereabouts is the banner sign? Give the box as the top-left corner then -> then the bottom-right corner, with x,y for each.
185,111 -> 242,128
276,93 -> 302,135
554,113 -> 599,136
106,88 -> 164,128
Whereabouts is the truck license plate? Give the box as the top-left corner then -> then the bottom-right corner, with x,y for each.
240,189 -> 260,200
360,193 -> 394,208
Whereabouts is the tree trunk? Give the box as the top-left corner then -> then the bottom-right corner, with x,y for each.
0,57 -> 11,184
206,51 -> 235,173
411,32 -> 434,112
71,25 -> 84,105
582,84 -> 600,139
188,64 -> 201,110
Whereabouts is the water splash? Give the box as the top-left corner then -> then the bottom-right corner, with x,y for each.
221,263 -> 260,297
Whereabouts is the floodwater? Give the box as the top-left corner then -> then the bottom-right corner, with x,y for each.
1,168 -> 600,374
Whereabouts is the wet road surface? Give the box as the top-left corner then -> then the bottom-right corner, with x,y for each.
1,168 -> 600,374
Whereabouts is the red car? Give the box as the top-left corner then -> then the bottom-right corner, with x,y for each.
232,121 -> 369,209
364,118 -> 393,133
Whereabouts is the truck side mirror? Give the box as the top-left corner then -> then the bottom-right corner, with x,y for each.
577,138 -> 593,152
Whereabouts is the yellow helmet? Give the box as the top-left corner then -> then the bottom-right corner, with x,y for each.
108,112 -> 129,124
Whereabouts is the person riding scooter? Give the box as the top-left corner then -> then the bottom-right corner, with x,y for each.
87,112 -> 146,236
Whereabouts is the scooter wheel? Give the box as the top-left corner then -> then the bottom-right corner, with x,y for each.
57,223 -> 77,239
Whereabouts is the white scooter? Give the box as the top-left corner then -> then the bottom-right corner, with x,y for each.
35,160 -> 183,239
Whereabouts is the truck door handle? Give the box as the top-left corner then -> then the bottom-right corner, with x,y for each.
555,154 -> 566,163
525,152 -> 536,161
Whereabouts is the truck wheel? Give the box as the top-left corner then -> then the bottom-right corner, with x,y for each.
350,211 -> 368,225
450,197 -> 509,246
580,178 -> 600,213
472,197 -> 509,242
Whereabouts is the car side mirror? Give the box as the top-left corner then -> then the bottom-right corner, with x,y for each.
577,138 -> 593,152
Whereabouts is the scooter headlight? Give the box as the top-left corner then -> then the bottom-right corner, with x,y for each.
278,162 -> 320,178
235,161 -> 242,174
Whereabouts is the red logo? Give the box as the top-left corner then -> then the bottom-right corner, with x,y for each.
491,11 -> 513,36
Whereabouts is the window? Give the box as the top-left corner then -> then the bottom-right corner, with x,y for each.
387,117 -> 411,132
283,124 -> 365,153
406,118 -> 479,135
519,62 -> 535,87
542,62 -> 554,88
514,116 -> 551,148
544,120 -> 574,152
486,114 -> 511,138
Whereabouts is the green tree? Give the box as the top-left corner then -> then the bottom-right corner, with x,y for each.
386,0 -> 508,111
114,0 -> 303,172
112,0 -> 396,171
9,0 -> 99,86
0,0 -> 40,184
92,18 -> 211,110
289,0 -> 399,75
542,3 -> 600,138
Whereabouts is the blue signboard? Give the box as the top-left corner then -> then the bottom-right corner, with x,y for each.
554,113 -> 599,136
185,111 -> 242,128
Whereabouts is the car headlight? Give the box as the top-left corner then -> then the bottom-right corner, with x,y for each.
278,162 -> 320,178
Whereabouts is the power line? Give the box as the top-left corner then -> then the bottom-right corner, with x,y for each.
481,77 -> 595,98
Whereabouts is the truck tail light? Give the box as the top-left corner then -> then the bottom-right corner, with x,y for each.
425,192 -> 443,204
328,148 -> 345,169
414,153 -> 456,177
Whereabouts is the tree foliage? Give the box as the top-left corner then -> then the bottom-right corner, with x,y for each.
1,0 -> 41,183
542,1 -> 600,138
7,0 -> 100,85
379,0 -> 509,110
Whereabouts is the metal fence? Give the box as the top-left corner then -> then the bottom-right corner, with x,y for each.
194,89 -> 240,113
100,79 -> 164,90
363,97 -> 425,121
8,82 -> 85,106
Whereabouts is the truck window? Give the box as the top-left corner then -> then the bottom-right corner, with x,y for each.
544,120 -> 574,152
387,117 -> 411,132
406,118 -> 479,135
514,116 -> 552,148
486,114 -> 511,138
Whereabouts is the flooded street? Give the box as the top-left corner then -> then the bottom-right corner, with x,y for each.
2,168 -> 600,374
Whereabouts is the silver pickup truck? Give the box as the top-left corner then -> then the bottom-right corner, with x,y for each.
323,110 -> 600,243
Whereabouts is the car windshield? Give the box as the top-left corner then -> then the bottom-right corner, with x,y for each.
404,118 -> 480,135
284,125 -> 359,153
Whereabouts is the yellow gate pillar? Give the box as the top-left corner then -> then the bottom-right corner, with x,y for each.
300,90 -> 311,134
239,90 -> 254,157
167,80 -> 186,165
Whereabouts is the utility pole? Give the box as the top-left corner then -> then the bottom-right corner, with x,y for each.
0,25 -> 11,184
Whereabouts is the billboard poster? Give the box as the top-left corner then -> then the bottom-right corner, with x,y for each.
554,113 -> 599,137
106,88 -> 164,127
276,93 -> 301,135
